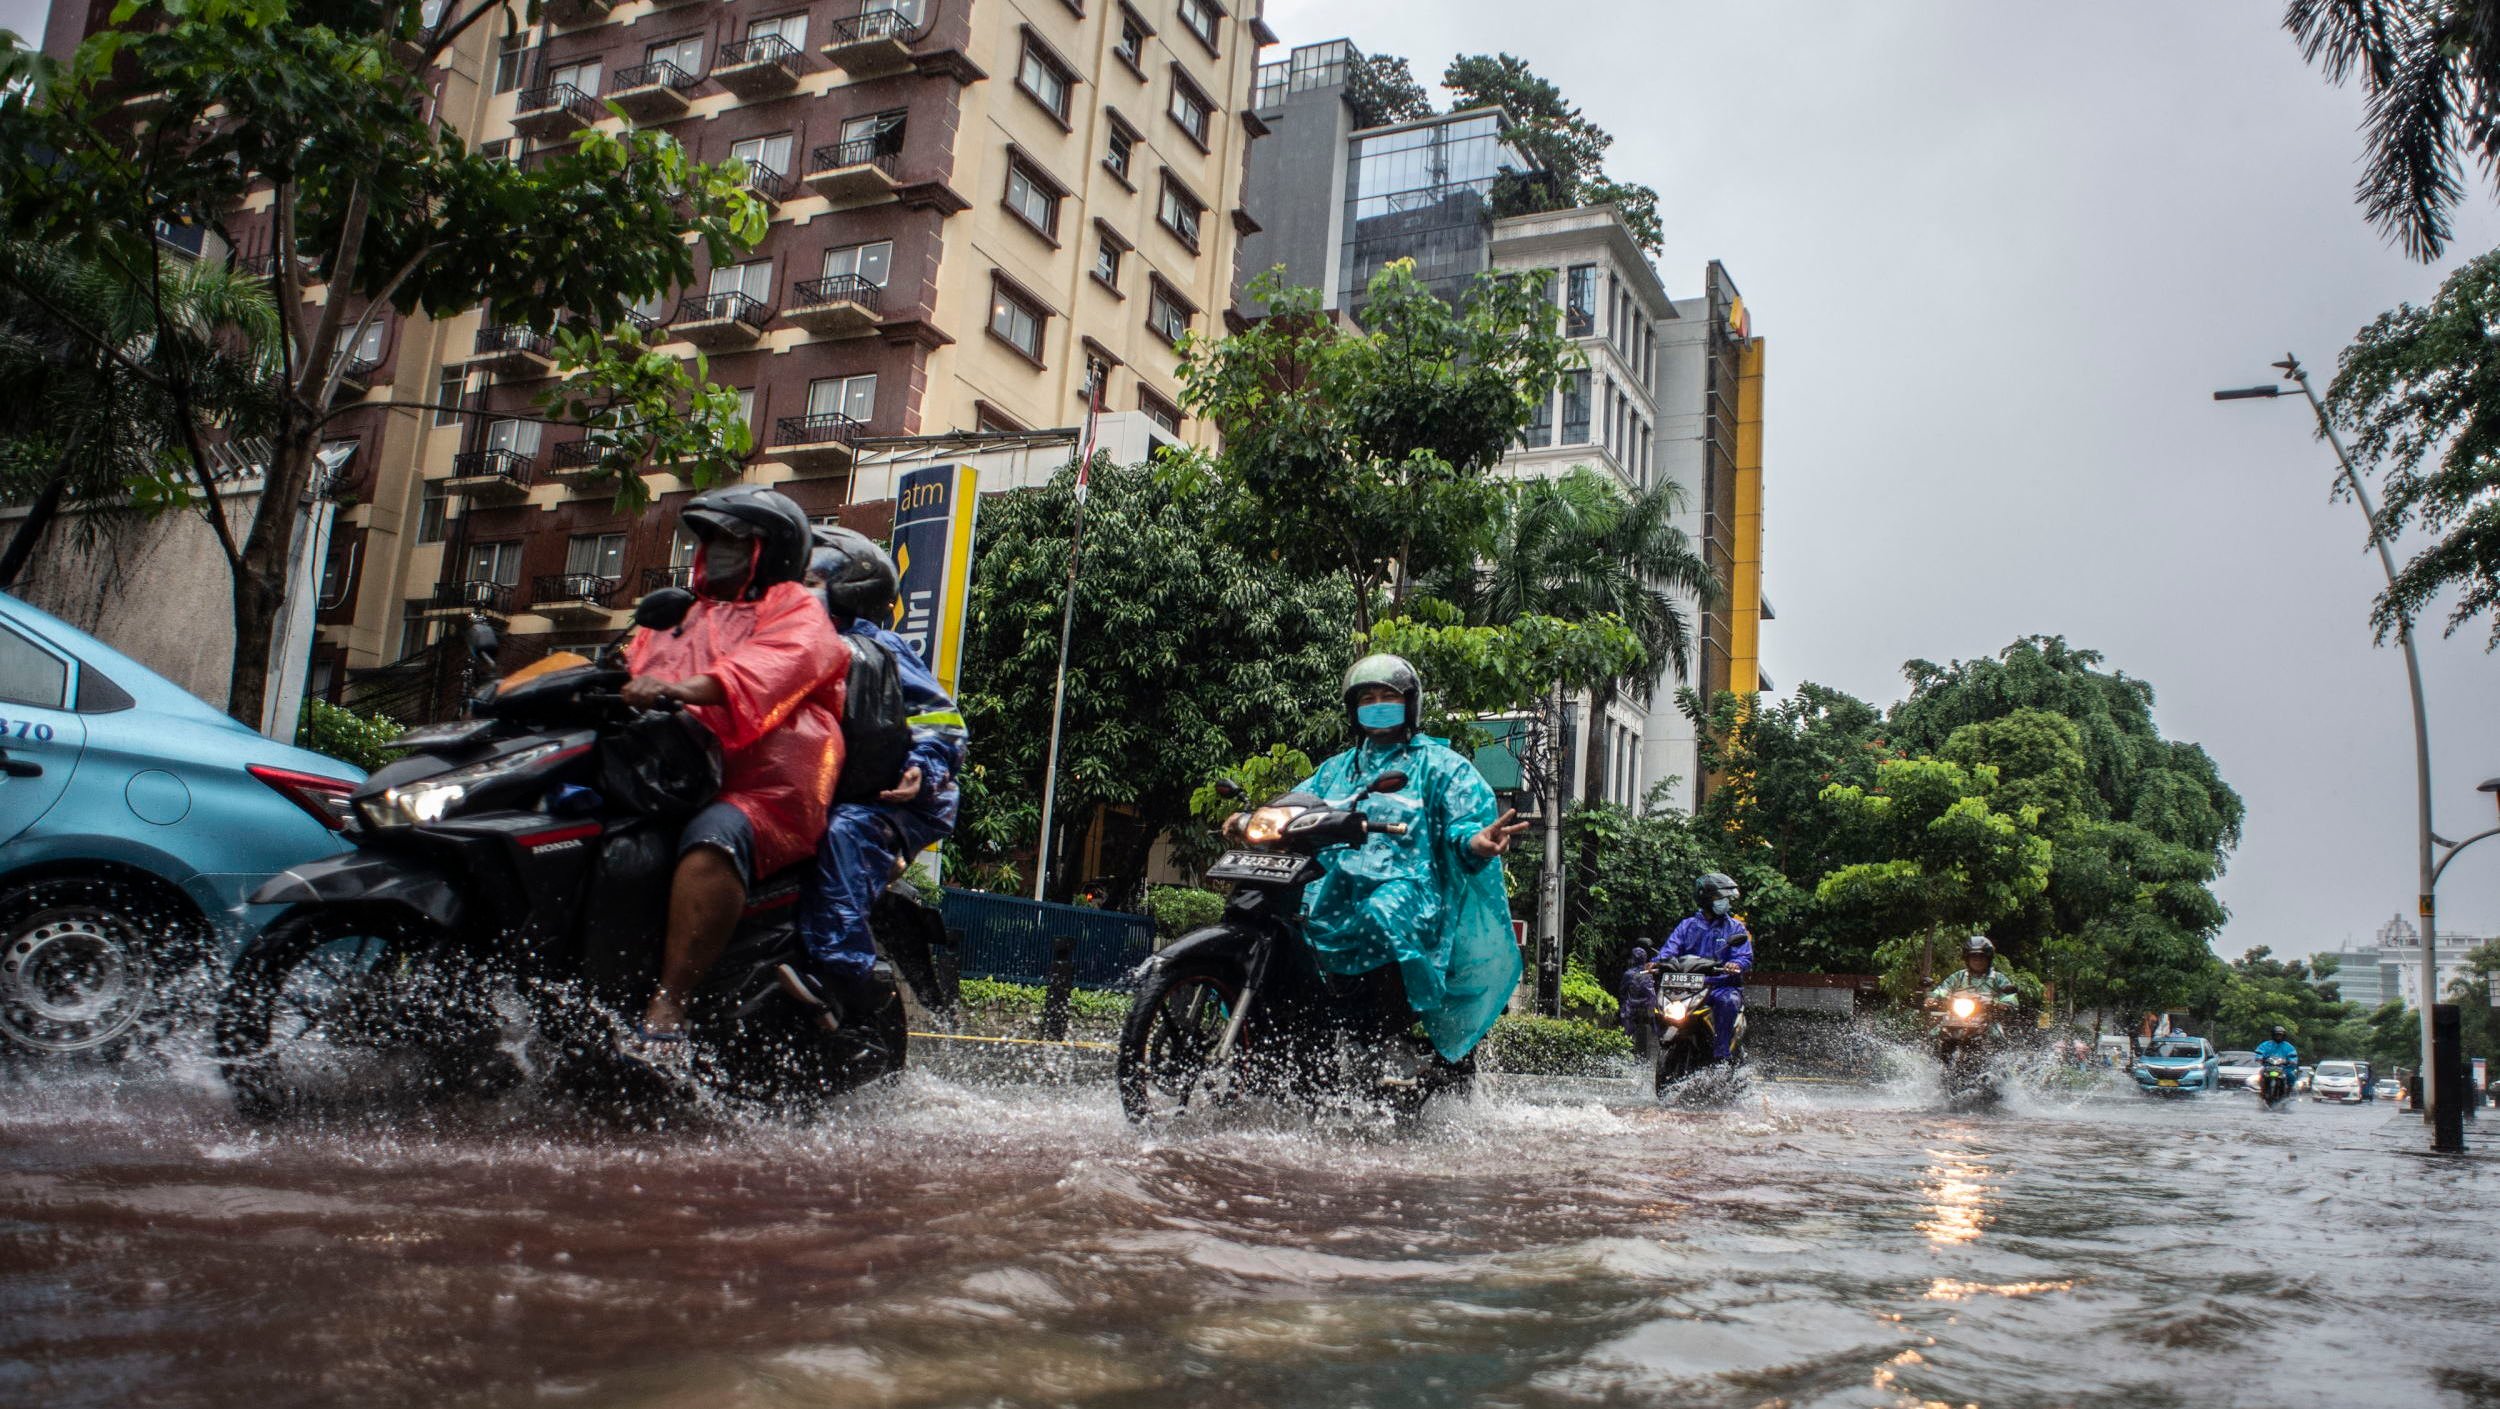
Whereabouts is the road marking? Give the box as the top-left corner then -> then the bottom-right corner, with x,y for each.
909,1031 -> 1115,1052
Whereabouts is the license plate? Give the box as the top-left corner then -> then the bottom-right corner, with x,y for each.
2157,1078 -> 2179,1087
1206,850 -> 1304,883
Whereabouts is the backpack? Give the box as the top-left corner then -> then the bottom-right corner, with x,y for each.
836,627 -> 914,804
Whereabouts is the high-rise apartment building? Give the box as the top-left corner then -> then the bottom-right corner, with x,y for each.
1239,39 -> 1770,813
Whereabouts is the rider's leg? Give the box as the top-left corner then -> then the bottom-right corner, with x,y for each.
1703,988 -> 1742,1061
642,803 -> 753,1033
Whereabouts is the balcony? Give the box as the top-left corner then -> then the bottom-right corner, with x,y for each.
735,161 -> 792,211
821,5 -> 928,78
606,61 -> 701,123
771,411 -> 864,475
785,275 -> 882,339
512,83 -> 601,138
329,355 -> 381,397
671,291 -> 771,349
446,447 -> 538,501
471,324 -> 556,378
531,573 -> 622,625
802,137 -> 904,209
545,438 -> 629,489
426,579 -> 516,617
541,0 -> 614,27
640,564 -> 696,595
712,35 -> 807,99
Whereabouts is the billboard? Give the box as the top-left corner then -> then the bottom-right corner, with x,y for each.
887,463 -> 981,694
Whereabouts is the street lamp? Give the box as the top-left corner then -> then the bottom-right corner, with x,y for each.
2213,354 -> 2454,1137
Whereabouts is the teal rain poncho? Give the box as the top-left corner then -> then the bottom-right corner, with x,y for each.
1298,733 -> 1522,1062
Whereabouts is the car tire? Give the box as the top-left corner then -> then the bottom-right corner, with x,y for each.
0,875 -> 204,1063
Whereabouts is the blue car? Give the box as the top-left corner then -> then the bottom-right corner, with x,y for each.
0,592 -> 360,1059
2132,1035 -> 2221,1096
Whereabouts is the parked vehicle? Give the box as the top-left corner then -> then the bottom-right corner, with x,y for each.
214,594 -> 908,1119
2131,1035 -> 2220,1096
2214,1050 -> 2262,1089
1116,771 -> 1471,1124
2310,1060 -> 2366,1104
2371,1076 -> 2403,1101
0,592 -> 358,1061
2254,1054 -> 2296,1109
1648,953 -> 1746,1098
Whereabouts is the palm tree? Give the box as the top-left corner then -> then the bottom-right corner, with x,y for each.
0,240 -> 281,585
2285,0 -> 2500,261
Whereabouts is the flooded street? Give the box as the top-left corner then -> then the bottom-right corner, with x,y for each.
3,1058 -> 2496,1409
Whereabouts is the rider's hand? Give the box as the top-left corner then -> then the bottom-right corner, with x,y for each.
1469,809 -> 1529,859
879,765 -> 924,804
621,676 -> 675,709
1720,961 -> 1743,974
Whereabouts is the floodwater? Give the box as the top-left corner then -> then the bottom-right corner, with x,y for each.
3,1050 -> 2496,1409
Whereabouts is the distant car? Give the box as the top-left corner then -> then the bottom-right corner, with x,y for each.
0,592 -> 359,1060
2311,1061 -> 2366,1103
2371,1077 -> 2403,1101
2215,1050 -> 2262,1089
2133,1036 -> 2220,1096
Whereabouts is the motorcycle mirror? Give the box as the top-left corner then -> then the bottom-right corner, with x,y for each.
634,587 -> 696,631
464,617 -> 500,666
1368,771 -> 1409,797
1211,779 -> 1244,800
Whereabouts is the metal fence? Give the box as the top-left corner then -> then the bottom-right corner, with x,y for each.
939,888 -> 1154,989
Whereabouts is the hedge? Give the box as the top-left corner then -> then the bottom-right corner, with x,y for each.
1481,1014 -> 1634,1076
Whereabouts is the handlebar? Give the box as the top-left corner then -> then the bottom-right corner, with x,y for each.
1368,820 -> 1409,837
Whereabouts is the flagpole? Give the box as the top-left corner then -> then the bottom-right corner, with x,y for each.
1030,375 -> 1103,902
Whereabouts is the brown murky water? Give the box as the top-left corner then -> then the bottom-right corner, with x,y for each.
2,1055 -> 2494,1409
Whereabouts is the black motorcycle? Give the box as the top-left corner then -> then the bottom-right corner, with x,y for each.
1647,954 -> 1745,1095
1115,772 -> 1472,1123
1929,989 -> 2001,1105
2254,1054 -> 2295,1109
214,592 -> 909,1119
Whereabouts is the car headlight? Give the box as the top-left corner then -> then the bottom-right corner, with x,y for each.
1242,805 -> 1305,846
361,741 -> 568,830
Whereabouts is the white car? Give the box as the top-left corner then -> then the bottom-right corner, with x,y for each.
2214,1050 -> 2262,1089
2310,1060 -> 2365,1104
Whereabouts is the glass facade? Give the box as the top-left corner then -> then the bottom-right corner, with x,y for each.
1339,111 -> 1528,312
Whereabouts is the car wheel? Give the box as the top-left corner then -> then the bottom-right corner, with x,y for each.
0,876 -> 199,1061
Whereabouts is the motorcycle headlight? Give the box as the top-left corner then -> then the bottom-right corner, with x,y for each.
1242,805 -> 1305,846
1950,996 -> 1979,1019
362,741 -> 568,830
1661,999 -> 1692,1023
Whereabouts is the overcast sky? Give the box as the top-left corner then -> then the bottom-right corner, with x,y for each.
1267,0 -> 2500,955
7,0 -> 2495,953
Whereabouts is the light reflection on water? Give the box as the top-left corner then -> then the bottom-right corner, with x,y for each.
0,1053 -> 2493,1409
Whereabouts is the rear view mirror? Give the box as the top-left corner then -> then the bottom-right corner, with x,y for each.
1210,779 -> 1244,800
1367,771 -> 1409,797
464,617 -> 500,667
635,586 -> 696,631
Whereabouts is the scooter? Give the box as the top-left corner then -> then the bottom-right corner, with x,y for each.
1648,954 -> 1745,1097
1115,772 -> 1472,1123
1929,990 -> 2000,1105
2254,1054 -> 2295,1110
214,591 -> 911,1120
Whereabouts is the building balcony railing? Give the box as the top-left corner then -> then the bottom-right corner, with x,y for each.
641,564 -> 696,594
513,82 -> 601,137
822,4 -> 930,77
802,137 -> 905,208
428,579 -> 515,616
545,437 -> 637,489
736,161 -> 791,209
606,60 -> 701,122
671,290 -> 772,348
471,323 -> 556,377
447,447 -> 538,499
771,410 -> 865,475
329,354 -> 381,395
713,35 -> 807,99
785,274 -> 883,338
531,572 -> 622,620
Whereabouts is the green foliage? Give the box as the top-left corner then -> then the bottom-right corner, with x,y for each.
955,977 -> 1130,1023
294,698 -> 401,772
1179,264 -> 1577,632
1367,611 -> 1646,724
1189,744 -> 1317,826
1442,53 -> 1663,254
1143,885 -> 1227,940
538,325 -> 754,513
1558,957 -> 1613,1023
954,460 -> 1352,900
2325,246 -> 2500,647
2207,946 -> 2362,1053
1482,1013 -> 1633,1074
2283,0 -> 2500,261
1346,51 -> 1435,128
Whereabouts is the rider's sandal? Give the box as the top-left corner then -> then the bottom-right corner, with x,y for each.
775,963 -> 844,1034
615,1021 -> 693,1082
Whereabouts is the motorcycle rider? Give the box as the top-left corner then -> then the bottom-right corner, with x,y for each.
793,526 -> 965,1013
1239,654 -> 1527,1068
1658,874 -> 1752,1066
2254,1025 -> 2299,1091
616,487 -> 849,1071
1620,944 -> 1658,1039
1928,934 -> 2019,1038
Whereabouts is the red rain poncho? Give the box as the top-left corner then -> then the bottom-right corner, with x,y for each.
626,579 -> 849,878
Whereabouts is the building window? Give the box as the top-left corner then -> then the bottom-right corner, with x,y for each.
484,418 -> 542,456
734,387 -> 758,435
1016,31 -> 1075,124
1004,156 -> 1063,241
1564,264 -> 1596,338
1521,390 -> 1552,448
565,531 -> 627,580
338,317 -> 387,370
988,279 -> 1046,362
823,239 -> 893,286
1081,352 -> 1114,405
1092,229 -> 1126,289
551,59 -> 600,95
465,539 -> 523,586
1145,277 -> 1193,345
1166,69 -> 1213,148
1103,116 -> 1137,183
417,479 -> 449,543
729,133 -> 794,184
1561,371 -> 1591,444
399,606 -> 435,661
492,37 -> 527,95
748,12 -> 807,48
433,366 -> 466,426
643,35 -> 704,78
709,258 -> 774,302
1176,0 -> 1220,53
1113,11 -> 1147,70
1137,386 -> 1180,433
807,373 -> 877,423
1157,175 -> 1204,250
477,138 -> 513,164
839,108 -> 907,150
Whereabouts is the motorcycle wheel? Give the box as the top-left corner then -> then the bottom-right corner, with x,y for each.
216,907 -> 506,1121
1117,953 -> 1247,1123
1653,1029 -> 1703,1096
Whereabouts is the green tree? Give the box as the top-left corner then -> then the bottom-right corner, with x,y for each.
0,2 -> 764,726
1182,265 -> 1577,632
2207,946 -> 2362,1052
1442,53 -> 1663,254
954,461 -> 1355,903
2324,246 -> 2500,647
2283,0 -> 2500,260
1346,51 -> 1435,128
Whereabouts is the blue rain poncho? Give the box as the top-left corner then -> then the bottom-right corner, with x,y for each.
1298,733 -> 1522,1062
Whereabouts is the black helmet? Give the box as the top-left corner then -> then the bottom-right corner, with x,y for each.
1962,934 -> 1996,960
1341,653 -> 1421,734
2271,1025 -> 2287,1040
682,486 -> 810,597
809,523 -> 900,624
1694,873 -> 1739,910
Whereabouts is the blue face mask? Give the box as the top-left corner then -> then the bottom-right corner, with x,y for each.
1710,897 -> 1732,918
1355,701 -> 1406,731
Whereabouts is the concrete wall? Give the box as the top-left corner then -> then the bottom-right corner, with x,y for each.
0,490 -> 259,712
